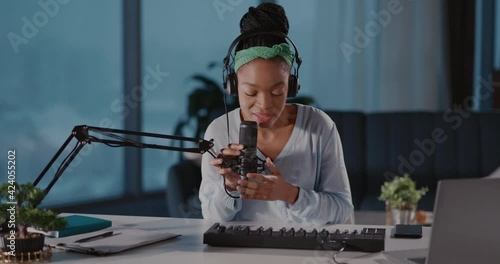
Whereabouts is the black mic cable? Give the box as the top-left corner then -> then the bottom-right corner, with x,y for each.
220,83 -> 241,199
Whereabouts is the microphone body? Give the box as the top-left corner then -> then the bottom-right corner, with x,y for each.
238,121 -> 258,178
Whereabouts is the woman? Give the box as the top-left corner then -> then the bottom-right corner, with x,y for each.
199,3 -> 353,225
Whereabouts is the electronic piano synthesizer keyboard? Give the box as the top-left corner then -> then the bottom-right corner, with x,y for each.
203,223 -> 386,252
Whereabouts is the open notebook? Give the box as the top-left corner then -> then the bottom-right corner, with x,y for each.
46,226 -> 180,256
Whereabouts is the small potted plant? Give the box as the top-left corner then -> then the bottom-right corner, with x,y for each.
378,174 -> 428,225
0,182 -> 67,256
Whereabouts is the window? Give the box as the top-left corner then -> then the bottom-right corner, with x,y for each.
0,0 -> 123,206
141,0 -> 258,191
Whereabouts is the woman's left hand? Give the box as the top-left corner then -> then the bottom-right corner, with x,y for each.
237,157 -> 299,205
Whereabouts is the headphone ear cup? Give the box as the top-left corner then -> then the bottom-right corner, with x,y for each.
227,72 -> 238,96
287,75 -> 300,98
225,72 -> 238,96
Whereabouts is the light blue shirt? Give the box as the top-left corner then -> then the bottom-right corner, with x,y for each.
199,104 -> 353,225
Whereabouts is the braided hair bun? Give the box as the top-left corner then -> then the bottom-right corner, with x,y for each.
236,3 -> 290,51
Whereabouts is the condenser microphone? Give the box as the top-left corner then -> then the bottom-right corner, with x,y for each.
238,121 -> 258,178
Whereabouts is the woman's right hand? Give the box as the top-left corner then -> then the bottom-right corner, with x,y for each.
209,143 -> 244,191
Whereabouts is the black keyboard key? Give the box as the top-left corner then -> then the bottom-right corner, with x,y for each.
249,227 -> 261,235
262,227 -> 272,236
235,226 -> 250,235
295,228 -> 306,237
284,228 -> 295,237
305,229 -> 318,238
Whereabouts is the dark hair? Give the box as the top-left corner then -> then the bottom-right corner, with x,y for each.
236,3 -> 289,52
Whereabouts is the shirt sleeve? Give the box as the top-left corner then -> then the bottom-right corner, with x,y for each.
199,122 -> 242,221
280,123 -> 354,225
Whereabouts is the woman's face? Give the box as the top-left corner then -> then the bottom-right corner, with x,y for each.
236,58 -> 290,129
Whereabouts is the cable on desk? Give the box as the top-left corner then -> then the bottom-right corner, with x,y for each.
332,245 -> 347,264
316,235 -> 348,264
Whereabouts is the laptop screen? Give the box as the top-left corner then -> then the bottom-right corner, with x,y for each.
426,178 -> 500,264
384,178 -> 500,264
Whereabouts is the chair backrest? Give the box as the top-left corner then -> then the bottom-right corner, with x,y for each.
324,111 -> 366,209
364,112 -> 500,210
166,160 -> 203,218
327,111 -> 500,211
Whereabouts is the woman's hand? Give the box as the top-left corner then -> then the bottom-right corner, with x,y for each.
237,157 -> 299,205
209,144 -> 244,191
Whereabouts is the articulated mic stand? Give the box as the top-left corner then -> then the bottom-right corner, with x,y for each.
32,125 -> 215,208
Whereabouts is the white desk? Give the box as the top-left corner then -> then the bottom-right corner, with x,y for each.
43,214 -> 430,264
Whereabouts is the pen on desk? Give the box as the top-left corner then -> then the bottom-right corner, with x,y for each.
74,231 -> 115,243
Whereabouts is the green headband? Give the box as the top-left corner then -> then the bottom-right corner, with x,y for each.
233,43 -> 294,72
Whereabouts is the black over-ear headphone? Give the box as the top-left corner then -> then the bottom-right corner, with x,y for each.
222,30 -> 302,98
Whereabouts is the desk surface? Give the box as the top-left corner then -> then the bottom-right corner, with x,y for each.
42,214 -> 430,264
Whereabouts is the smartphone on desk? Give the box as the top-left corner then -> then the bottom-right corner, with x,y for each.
393,224 -> 422,238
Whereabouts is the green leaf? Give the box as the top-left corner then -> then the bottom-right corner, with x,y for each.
0,182 -> 66,232
378,174 -> 428,209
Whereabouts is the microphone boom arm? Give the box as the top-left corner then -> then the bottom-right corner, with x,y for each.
32,125 -> 214,208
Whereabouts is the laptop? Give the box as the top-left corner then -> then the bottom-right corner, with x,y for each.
385,178 -> 500,264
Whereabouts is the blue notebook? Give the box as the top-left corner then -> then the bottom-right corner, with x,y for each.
44,215 -> 112,238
